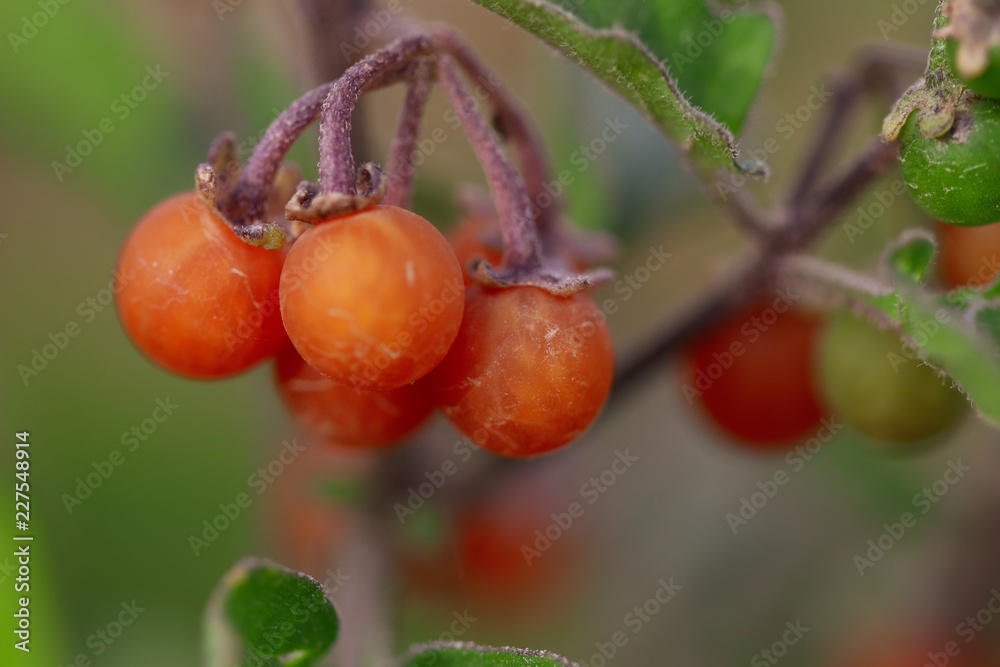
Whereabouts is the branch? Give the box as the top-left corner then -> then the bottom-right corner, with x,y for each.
789,42 -> 926,206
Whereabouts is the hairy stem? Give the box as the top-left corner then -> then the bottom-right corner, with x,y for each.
229,82 -> 335,222
384,72 -> 435,209
431,28 -> 562,250
318,35 -> 437,195
437,55 -> 542,270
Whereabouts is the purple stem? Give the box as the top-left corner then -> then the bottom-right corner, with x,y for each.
384,73 -> 434,209
437,56 -> 541,270
228,83 -> 336,223
431,28 -> 560,249
318,36 -> 436,195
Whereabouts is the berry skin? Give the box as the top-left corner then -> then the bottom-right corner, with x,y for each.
817,314 -> 967,446
115,191 -> 287,378
428,285 -> 614,458
275,345 -> 433,448
898,99 -> 1000,226
448,216 -> 503,286
279,205 -> 464,391
686,300 -> 827,449
935,219 -> 1000,288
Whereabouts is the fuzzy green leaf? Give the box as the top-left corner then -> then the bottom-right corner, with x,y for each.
204,558 -> 339,667
470,0 -> 771,180
866,233 -> 1000,427
549,0 -> 778,134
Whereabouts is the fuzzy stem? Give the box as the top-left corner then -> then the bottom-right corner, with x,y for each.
437,56 -> 542,270
430,28 -> 561,249
318,36 -> 436,195
384,73 -> 435,209
230,82 -> 335,222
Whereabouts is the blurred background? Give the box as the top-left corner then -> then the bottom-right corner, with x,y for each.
3,0 -> 1000,665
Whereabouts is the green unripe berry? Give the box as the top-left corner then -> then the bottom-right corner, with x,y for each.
818,315 -> 967,447
899,98 -> 1000,226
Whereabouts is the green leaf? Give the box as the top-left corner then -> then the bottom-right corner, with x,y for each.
885,229 -> 936,284
405,642 -> 578,666
470,0 -> 770,180
204,558 -> 339,667
549,0 -> 779,134
894,290 -> 1000,427
859,233 -> 1000,427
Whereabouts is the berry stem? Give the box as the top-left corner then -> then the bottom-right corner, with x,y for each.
437,55 -> 543,271
229,82 -> 335,223
384,71 -> 435,209
430,28 -> 562,251
318,35 -> 437,195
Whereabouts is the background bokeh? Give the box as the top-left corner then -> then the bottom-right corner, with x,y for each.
3,1 -> 1000,666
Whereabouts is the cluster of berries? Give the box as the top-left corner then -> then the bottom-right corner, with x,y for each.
115,194 -> 613,458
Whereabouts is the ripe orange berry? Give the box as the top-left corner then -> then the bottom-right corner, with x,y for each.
685,299 -> 827,449
279,205 -> 464,391
275,345 -> 433,448
428,285 -> 614,457
115,191 -> 287,378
